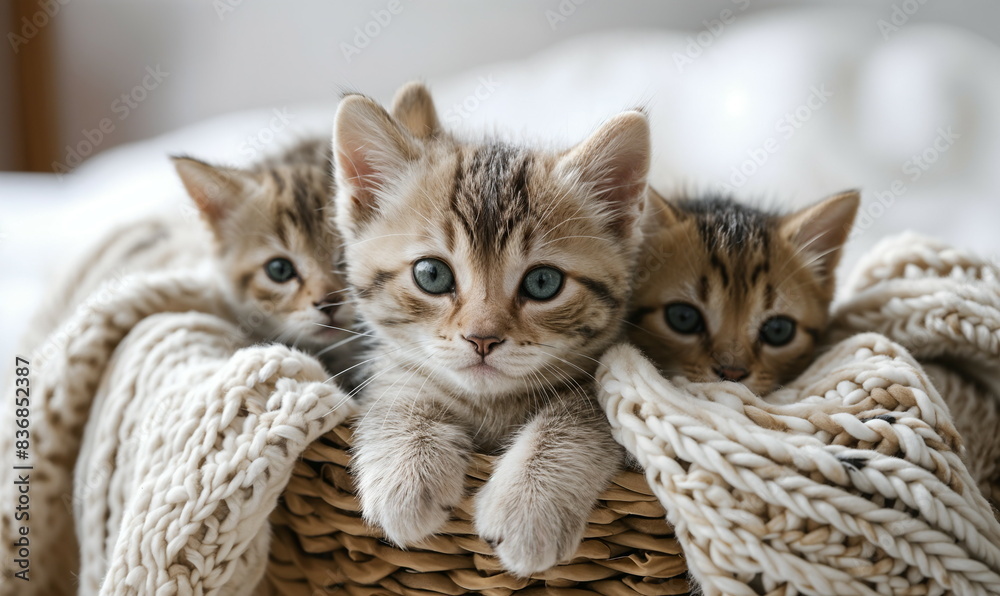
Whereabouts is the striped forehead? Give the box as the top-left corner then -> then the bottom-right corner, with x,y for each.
677,197 -> 777,302
267,164 -> 335,248
449,142 -> 533,256
676,197 -> 773,253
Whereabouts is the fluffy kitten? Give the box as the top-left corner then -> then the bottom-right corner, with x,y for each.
171,139 -> 355,354
22,139 -> 355,367
172,91 -> 441,356
627,190 -> 859,395
334,83 -> 650,576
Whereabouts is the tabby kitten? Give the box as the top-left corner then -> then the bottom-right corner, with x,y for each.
628,190 -> 859,395
172,91 -> 444,356
171,138 -> 354,354
334,83 -> 650,576
20,139 -> 356,368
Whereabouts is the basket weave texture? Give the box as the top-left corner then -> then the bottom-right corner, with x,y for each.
266,425 -> 690,595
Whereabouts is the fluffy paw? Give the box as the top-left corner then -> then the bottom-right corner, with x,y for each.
474,478 -> 587,577
358,468 -> 465,547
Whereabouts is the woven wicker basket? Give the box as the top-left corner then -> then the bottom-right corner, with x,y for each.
265,425 -> 690,595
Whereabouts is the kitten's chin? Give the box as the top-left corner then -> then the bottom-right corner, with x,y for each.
464,362 -> 503,377
437,363 -> 522,396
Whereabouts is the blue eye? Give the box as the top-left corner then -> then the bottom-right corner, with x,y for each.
760,316 -> 796,346
413,258 -> 454,295
521,266 -> 564,301
665,302 -> 704,334
265,258 -> 296,283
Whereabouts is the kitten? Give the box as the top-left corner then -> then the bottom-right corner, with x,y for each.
333,83 -> 650,576
627,190 -> 859,395
171,138 -> 355,356
22,138 -> 356,368
172,88 -> 441,357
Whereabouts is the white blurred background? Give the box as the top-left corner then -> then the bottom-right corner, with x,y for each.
2,0 -> 1000,361
3,0 -> 1000,171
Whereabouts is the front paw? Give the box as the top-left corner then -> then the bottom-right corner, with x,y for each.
474,478 -> 587,577
357,468 -> 465,547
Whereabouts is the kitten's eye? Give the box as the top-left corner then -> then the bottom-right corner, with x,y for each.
265,258 -> 297,283
521,266 -> 564,301
760,316 -> 796,346
412,258 -> 455,295
665,302 -> 704,334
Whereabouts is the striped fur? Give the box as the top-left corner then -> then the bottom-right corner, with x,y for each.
335,84 -> 649,576
21,140 -> 353,373
629,190 -> 859,395
172,138 -> 353,356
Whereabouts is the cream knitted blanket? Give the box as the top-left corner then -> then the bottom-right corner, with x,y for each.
1,233 -> 998,595
0,271 -> 356,595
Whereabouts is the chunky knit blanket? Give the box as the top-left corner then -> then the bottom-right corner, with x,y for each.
2,233 -> 998,595
0,271 -> 356,596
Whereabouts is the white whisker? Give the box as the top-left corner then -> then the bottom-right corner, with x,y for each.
313,332 -> 366,357
312,322 -> 375,338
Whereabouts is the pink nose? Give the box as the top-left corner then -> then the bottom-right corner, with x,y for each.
464,335 -> 504,357
714,366 -> 749,382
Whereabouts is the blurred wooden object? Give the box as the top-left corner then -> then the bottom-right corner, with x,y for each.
12,0 -> 59,172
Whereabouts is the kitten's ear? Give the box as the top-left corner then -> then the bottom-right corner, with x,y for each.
647,188 -> 684,228
172,156 -> 255,226
557,110 -> 651,236
779,189 -> 860,284
333,94 -> 420,229
391,81 -> 441,139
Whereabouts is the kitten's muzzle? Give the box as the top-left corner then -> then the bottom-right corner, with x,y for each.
714,366 -> 750,382
314,298 -> 340,310
314,299 -> 341,322
464,335 -> 504,358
